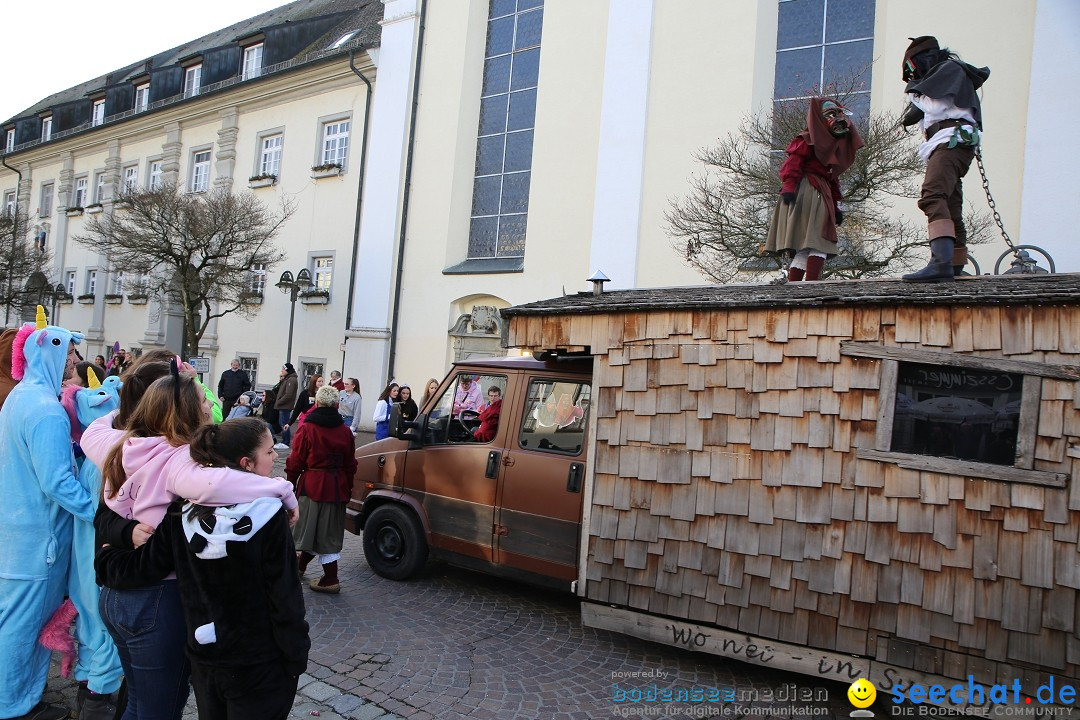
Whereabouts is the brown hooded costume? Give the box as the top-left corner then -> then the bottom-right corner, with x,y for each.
764,98 -> 864,258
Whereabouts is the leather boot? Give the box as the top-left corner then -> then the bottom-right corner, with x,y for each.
9,701 -> 69,720
786,266 -> 805,282
903,237 -> 955,282
804,255 -> 825,281
79,694 -> 118,720
310,561 -> 340,593
297,551 -> 315,577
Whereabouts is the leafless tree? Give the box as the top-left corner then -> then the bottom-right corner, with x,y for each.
0,204 -> 54,325
74,184 -> 293,356
666,86 -> 993,283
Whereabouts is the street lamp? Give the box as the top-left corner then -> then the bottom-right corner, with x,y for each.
275,268 -> 312,365
40,283 -> 67,325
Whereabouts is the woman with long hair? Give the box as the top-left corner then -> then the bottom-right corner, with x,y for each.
420,378 -> 440,409
337,377 -> 362,434
84,364 -> 297,720
371,382 -> 399,440
398,384 -> 419,423
96,418 -> 309,719
283,374 -> 322,439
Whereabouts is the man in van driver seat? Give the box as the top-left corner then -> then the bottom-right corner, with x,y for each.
453,375 -> 483,415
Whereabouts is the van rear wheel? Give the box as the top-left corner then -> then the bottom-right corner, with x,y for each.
363,505 -> 428,580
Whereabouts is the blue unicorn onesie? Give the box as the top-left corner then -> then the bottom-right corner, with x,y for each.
60,369 -> 123,699
0,307 -> 93,718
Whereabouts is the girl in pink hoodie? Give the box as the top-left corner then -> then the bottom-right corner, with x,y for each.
82,365 -> 297,720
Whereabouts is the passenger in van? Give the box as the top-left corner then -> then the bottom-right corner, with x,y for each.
452,375 -> 483,415
472,386 -> 502,442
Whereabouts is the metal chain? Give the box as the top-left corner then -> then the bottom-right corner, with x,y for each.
975,146 -> 1016,252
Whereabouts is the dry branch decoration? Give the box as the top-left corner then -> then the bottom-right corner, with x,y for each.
73,183 -> 294,356
666,80 -> 993,284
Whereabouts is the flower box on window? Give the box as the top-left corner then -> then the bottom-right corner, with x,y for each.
299,289 -> 330,305
240,290 -> 264,305
114,199 -> 133,210
65,206 -> 84,217
77,293 -> 95,304
310,163 -> 342,179
248,174 -> 277,189
85,203 -> 104,214
58,293 -> 74,305
127,293 -> 148,305
104,293 -> 123,304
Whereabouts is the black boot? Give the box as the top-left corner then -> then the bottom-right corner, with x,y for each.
8,701 -> 69,720
79,693 -> 118,720
903,237 -> 955,282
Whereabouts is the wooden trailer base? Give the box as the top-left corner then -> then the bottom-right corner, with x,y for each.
582,602 -> 1079,713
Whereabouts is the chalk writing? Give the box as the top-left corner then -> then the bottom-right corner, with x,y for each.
817,657 -> 862,680
898,363 -> 1017,393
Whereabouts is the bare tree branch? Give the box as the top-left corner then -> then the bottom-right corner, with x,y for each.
666,90 -> 993,284
74,183 -> 294,356
0,205 -> 54,323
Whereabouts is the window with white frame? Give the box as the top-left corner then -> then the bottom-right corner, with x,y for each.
184,65 -> 202,98
242,44 -> 264,80
4,190 -> 16,218
249,262 -> 267,294
122,166 -> 138,193
312,256 -> 333,291
238,356 -> 259,387
468,0 -> 544,259
91,100 -> 105,127
110,271 -> 125,295
94,172 -> 106,204
5,129 -> 14,152
320,120 -> 349,167
73,177 -> 88,208
41,117 -> 52,142
65,270 -> 76,295
773,0 -> 875,120
134,84 -> 149,112
191,150 -> 211,193
259,135 -> 282,177
40,183 -> 53,216
148,160 -> 163,190
86,270 -> 97,295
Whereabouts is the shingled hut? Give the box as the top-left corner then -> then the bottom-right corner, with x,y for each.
502,274 -> 1080,703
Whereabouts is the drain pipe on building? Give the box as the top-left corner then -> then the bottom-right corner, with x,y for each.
0,153 -> 23,328
343,48 -> 376,368
385,0 -> 427,384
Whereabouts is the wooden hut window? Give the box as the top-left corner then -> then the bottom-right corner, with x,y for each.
841,342 -> 1072,488
891,362 -> 1021,466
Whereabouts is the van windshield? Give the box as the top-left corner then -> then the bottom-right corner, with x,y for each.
425,372 -> 507,444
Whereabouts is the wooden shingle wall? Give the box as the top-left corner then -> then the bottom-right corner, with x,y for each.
508,304 -> 1080,690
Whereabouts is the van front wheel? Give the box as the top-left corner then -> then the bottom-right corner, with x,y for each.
363,505 -> 428,580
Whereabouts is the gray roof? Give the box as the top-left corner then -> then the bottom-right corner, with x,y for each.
502,273 -> 1080,317
5,0 -> 381,124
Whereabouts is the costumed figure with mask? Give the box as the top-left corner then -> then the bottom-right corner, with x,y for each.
0,307 -> 94,720
764,98 -> 864,281
899,36 -> 990,282
56,369 -> 123,719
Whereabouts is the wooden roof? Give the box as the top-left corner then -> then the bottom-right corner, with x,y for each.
503,274 -> 1080,318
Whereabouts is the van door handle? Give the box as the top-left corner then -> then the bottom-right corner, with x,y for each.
566,463 -> 583,493
485,451 -> 501,479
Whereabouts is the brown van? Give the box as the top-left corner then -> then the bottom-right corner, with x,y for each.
346,355 -> 593,589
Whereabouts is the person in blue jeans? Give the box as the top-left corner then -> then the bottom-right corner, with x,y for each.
273,364 -> 299,447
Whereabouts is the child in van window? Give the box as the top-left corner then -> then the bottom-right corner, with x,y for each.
95,418 -> 310,720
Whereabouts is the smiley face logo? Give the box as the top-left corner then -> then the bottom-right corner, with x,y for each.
848,678 -> 876,708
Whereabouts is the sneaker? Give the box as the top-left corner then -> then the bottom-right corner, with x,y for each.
10,701 -> 68,720
273,443 -> 290,450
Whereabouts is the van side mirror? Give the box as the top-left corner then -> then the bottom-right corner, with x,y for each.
389,404 -> 424,447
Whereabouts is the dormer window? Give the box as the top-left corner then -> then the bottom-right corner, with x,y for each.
4,128 -> 13,153
242,44 -> 263,80
134,83 -> 149,112
91,100 -> 105,127
41,116 -> 52,142
184,65 -> 202,98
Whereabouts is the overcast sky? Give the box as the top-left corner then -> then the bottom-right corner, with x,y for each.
1,0 -> 290,122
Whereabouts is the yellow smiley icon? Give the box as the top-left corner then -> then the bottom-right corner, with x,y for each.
848,678 -> 877,708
